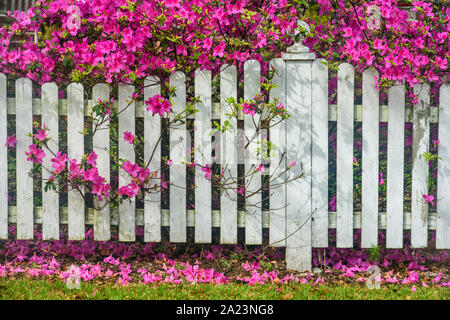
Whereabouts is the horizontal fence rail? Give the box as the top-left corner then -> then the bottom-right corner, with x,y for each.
1,57 -> 449,271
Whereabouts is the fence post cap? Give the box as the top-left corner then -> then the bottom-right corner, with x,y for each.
282,20 -> 316,61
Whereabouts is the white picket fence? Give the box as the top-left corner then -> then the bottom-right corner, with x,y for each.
1,0 -> 36,13
0,50 -> 449,271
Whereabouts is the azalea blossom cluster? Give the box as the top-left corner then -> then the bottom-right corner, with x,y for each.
303,0 -> 449,103
117,160 -> 151,198
49,150 -> 111,202
25,122 -> 112,202
145,95 -> 172,117
0,0 -> 299,87
0,1 -> 446,101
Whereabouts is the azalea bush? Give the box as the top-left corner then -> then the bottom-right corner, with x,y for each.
1,0 -> 306,213
303,0 -> 449,105
0,0 -> 448,223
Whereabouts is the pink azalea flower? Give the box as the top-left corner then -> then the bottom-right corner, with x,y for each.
241,102 -> 255,116
423,194 -> 434,206
432,273 -> 442,283
312,276 -> 324,286
123,131 -> 135,144
86,151 -> 98,167
161,177 -> 168,190
432,139 -> 440,148
51,152 -> 68,173
25,144 -> 46,164
257,164 -> 265,173
34,125 -> 47,142
379,172 -> 384,185
202,164 -> 212,179
104,269 -> 114,277
5,135 -> 17,148
213,41 -> 226,57
145,95 -> 172,117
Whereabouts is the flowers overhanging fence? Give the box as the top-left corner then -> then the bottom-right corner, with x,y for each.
0,45 -> 449,272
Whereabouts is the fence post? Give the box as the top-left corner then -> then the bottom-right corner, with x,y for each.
281,22 -> 316,272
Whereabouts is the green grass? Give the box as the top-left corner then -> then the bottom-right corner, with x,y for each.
0,278 -> 448,300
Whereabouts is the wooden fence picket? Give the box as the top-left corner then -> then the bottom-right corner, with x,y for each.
269,58 -> 286,247
67,82 -> 85,240
92,83 -> 110,241
244,59 -> 262,245
386,83 -> 406,248
0,74 -> 7,240
118,84 -> 136,242
16,78 -> 34,240
42,82 -> 59,240
311,59 -> 329,248
437,84 -> 450,249
194,69 -> 212,243
411,83 -> 430,248
220,64 -> 238,244
361,69 -> 379,248
336,63 -> 354,248
144,76 -> 162,243
169,71 -> 187,243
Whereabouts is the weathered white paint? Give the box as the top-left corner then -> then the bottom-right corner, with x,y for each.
361,68 -> 379,248
336,63 -> 354,248
118,84 -> 136,242
16,78 -> 34,239
67,82 -> 85,240
42,82 -> 59,240
282,51 -> 315,271
311,59 -> 329,248
411,83 -> 430,248
169,71 -> 187,243
437,84 -> 450,249
244,59 -> 262,245
386,83 -> 405,248
92,83 -> 110,241
269,58 -> 287,247
220,64 -> 238,244
0,74 -> 7,239
144,76 -> 161,242
194,69 -> 212,243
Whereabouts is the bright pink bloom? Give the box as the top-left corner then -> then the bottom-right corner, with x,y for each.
379,172 -> 384,185
51,152 -> 68,174
202,164 -> 212,179
34,125 -> 47,141
123,131 -> 135,144
145,95 -> 172,117
5,135 -> 17,148
423,194 -> 434,206
25,144 -> 45,164
87,151 -> 98,167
